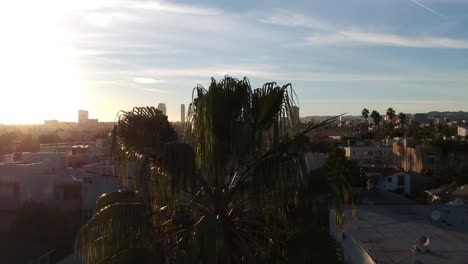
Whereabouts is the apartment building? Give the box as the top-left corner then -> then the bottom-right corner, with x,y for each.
344,139 -> 394,167
0,152 -> 122,232
393,138 -> 468,175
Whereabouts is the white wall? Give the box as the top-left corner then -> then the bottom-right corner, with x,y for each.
374,172 -> 411,194
458,126 -> 468,137
0,165 -> 83,202
330,210 -> 376,264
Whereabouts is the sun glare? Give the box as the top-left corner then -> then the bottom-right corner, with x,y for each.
0,1 -> 82,124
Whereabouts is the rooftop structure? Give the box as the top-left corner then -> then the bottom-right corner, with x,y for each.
336,205 -> 468,264
366,168 -> 411,194
39,139 -> 107,155
332,191 -> 468,264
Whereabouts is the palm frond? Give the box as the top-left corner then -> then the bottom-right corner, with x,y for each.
95,191 -> 136,212
75,202 -> 153,264
109,106 -> 178,186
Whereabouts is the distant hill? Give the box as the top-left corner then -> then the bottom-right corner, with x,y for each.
301,111 -> 468,123
300,115 -> 363,123
427,111 -> 468,121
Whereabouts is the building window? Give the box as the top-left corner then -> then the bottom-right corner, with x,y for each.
63,186 -> 81,200
398,175 -> 405,186
387,177 -> 392,182
83,177 -> 92,184
0,183 -> 17,199
426,157 -> 435,165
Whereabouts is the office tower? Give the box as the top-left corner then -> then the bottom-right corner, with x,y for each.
181,104 -> 186,123
157,103 -> 167,116
78,110 -> 89,123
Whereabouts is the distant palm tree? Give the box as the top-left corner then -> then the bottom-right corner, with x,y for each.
398,112 -> 407,126
386,107 -> 396,124
361,108 -> 370,124
371,110 -> 382,127
75,77 -> 349,264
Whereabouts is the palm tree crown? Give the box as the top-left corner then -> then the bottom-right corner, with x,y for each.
398,112 -> 407,126
370,110 -> 382,127
75,76 -> 349,264
361,108 -> 370,123
386,107 -> 396,123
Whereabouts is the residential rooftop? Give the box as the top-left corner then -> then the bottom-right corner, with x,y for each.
343,203 -> 468,264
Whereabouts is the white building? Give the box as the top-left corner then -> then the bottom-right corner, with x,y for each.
458,126 -> 468,137
366,168 -> 411,194
0,162 -> 80,214
0,152 -> 122,231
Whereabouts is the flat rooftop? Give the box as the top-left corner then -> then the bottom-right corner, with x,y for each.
344,204 -> 468,264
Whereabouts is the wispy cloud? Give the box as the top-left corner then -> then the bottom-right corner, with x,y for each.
141,87 -> 168,93
408,0 -> 444,17
137,65 -> 468,84
67,0 -> 222,16
139,1 -> 222,16
134,77 -> 168,84
144,66 -> 278,80
306,30 -> 468,48
257,10 -> 330,30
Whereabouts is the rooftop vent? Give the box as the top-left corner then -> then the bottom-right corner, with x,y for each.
410,235 -> 430,254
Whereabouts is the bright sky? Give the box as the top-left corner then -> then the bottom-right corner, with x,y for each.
1,0 -> 468,124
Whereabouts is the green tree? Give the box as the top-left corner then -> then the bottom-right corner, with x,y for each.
76,77 -> 349,264
386,107 -> 396,124
37,134 -> 61,144
0,132 -> 18,156
324,148 -> 365,188
397,112 -> 407,126
361,108 -> 370,124
370,110 -> 382,127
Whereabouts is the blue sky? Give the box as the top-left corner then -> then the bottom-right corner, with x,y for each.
1,0 -> 468,123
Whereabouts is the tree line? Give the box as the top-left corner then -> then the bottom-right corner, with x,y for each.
361,107 -> 406,127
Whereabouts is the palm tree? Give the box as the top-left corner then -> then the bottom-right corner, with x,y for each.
398,112 -> 407,126
370,110 -> 382,127
76,77 -> 349,264
361,108 -> 370,124
386,107 -> 396,124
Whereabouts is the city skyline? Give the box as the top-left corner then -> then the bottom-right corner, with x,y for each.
1,0 -> 468,124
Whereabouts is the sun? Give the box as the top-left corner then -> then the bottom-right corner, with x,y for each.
0,1 -> 82,124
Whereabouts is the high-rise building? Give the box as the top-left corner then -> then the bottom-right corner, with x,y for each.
157,103 -> 167,116
181,104 -> 186,123
78,110 -> 89,123
292,106 -> 300,123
